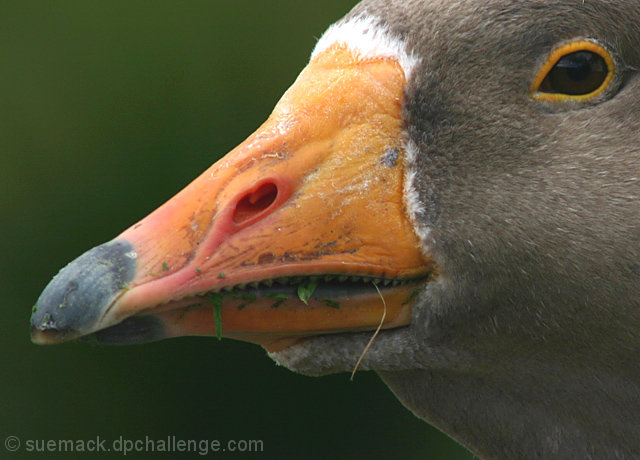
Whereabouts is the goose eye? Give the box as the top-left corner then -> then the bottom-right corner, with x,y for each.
539,51 -> 606,94
531,40 -> 615,102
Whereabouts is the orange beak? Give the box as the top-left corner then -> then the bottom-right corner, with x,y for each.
31,44 -> 433,351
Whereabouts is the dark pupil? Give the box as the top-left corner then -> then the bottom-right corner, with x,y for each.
540,50 -> 608,95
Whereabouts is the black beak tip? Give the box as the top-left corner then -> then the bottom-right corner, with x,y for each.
85,315 -> 167,345
30,240 -> 137,344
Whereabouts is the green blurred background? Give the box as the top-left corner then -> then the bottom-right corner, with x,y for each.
1,2 -> 474,459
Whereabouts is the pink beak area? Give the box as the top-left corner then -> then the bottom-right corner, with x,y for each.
30,44 -> 434,352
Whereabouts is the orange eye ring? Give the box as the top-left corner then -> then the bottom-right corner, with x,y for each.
530,40 -> 615,102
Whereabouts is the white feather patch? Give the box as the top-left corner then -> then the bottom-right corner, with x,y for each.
312,15 -> 419,79
404,138 -> 433,251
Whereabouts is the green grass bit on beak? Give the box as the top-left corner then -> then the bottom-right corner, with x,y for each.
264,293 -> 289,300
205,293 -> 223,340
320,298 -> 340,309
297,279 -> 319,305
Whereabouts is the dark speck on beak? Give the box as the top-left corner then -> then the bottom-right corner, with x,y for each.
380,148 -> 399,167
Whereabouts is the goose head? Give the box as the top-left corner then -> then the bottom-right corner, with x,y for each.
31,1 -> 640,458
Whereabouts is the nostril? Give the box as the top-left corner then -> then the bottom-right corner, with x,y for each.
233,182 -> 279,225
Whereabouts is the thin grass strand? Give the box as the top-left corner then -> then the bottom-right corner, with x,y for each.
350,281 -> 387,381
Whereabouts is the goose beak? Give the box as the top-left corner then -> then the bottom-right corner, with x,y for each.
31,44 -> 432,351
